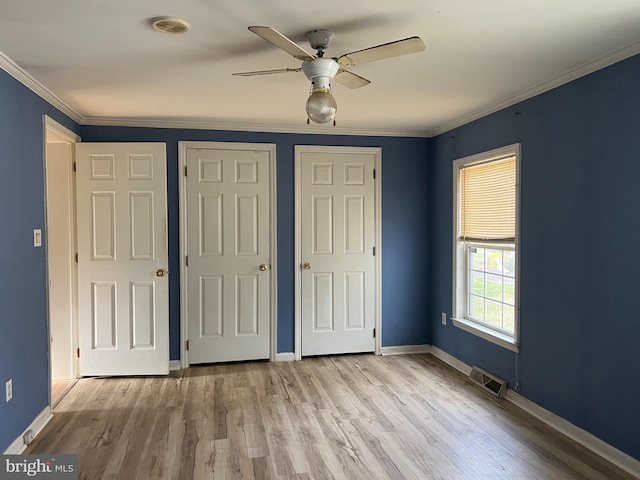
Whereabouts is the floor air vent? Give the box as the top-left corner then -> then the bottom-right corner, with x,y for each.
469,366 -> 507,398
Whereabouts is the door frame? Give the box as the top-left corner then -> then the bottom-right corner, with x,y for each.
178,141 -> 278,368
43,115 -> 81,404
294,145 -> 382,360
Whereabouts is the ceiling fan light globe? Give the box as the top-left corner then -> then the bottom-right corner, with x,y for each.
306,90 -> 337,124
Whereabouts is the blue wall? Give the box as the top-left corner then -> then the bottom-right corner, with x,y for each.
429,54 -> 640,460
0,69 -> 79,451
79,126 -> 432,359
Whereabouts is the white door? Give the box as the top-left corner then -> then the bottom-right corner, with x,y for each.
186,146 -> 272,364
76,143 -> 169,376
298,147 -> 377,356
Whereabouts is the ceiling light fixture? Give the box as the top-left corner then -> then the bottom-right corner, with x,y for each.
151,16 -> 190,34
302,57 -> 338,124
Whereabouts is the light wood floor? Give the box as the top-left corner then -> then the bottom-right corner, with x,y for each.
52,379 -> 77,408
27,354 -> 634,479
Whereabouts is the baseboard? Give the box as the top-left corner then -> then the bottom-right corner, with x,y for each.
275,352 -> 295,362
381,344 -> 431,355
169,360 -> 181,371
428,346 -> 640,478
3,406 -> 53,454
428,346 -> 473,375
506,390 -> 640,478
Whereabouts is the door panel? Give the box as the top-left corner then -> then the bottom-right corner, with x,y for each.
345,196 -> 365,253
76,143 -> 168,376
130,192 -> 154,260
186,146 -> 271,364
313,195 -> 333,254
130,281 -> 155,348
299,148 -> 376,356
313,272 -> 334,331
345,271 -> 365,329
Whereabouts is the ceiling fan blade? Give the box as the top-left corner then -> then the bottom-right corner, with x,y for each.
334,70 -> 371,89
248,26 -> 315,61
232,67 -> 302,76
337,36 -> 425,67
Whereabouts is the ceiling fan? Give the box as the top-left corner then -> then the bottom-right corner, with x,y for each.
233,27 -> 426,124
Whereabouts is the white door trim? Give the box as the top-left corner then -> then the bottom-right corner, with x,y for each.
44,117 -> 80,144
178,141 -> 278,367
294,145 -> 382,360
43,115 -> 81,408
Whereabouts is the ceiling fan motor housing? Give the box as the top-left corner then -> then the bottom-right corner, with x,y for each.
306,29 -> 334,51
302,58 -> 339,89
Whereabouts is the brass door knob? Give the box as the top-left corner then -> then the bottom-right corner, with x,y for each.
303,262 -> 311,270
259,264 -> 268,271
156,269 -> 167,277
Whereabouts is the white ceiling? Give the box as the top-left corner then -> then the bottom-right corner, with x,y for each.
1,0 -> 640,137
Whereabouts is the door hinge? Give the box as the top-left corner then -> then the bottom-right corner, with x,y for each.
184,165 -> 188,177
75,252 -> 78,263
186,340 -> 189,351
373,328 -> 376,338
76,348 -> 80,358
185,255 -> 189,267
373,246 -> 376,256
373,169 -> 376,179
73,162 -> 77,173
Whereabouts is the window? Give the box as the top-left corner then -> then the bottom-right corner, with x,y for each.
452,144 -> 520,352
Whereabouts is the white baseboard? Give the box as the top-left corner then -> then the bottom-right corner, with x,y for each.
3,406 -> 53,454
428,346 -> 473,375
169,360 -> 181,371
428,346 -> 640,478
275,352 -> 295,362
381,344 -> 431,355
506,390 -> 640,478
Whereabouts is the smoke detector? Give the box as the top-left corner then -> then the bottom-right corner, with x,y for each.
151,17 -> 190,34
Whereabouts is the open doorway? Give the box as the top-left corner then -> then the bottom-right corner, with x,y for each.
44,116 -> 80,407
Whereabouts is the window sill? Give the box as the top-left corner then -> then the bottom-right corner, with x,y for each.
451,317 -> 519,353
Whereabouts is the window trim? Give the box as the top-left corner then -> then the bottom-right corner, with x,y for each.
452,143 -> 521,352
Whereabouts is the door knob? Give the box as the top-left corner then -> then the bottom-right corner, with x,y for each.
303,262 -> 311,270
155,268 -> 168,277
259,264 -> 268,271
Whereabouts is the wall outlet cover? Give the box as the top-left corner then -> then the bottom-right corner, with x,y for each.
6,379 -> 12,402
33,229 -> 42,247
23,429 -> 34,445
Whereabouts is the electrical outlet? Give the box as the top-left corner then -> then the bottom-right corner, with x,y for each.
441,312 -> 447,325
6,379 -> 12,402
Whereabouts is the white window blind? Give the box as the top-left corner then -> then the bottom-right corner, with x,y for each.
459,156 -> 516,241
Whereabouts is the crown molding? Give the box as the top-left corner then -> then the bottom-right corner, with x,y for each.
0,50 -> 428,137
4,40 -> 640,140
428,39 -> 640,137
0,51 -> 84,124
81,116 -> 430,138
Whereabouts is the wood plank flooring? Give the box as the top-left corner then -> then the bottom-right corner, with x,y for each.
27,354 -> 635,479
52,379 -> 77,408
